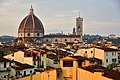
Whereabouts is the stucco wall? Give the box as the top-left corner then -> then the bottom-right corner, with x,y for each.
104,51 -> 118,67
77,48 -> 104,60
77,68 -> 112,80
14,51 -> 33,65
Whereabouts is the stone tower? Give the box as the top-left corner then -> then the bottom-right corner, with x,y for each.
76,13 -> 83,42
73,28 -> 76,35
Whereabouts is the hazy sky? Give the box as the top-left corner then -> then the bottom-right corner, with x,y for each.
0,0 -> 120,37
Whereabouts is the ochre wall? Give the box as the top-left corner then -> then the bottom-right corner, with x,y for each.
77,68 -> 112,80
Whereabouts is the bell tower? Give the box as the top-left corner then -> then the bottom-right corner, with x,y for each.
76,12 -> 83,42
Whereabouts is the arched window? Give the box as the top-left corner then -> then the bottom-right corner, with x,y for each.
28,33 -> 30,36
78,26 -> 80,31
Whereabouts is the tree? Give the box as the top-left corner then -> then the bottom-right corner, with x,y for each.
107,62 -> 119,69
0,50 -> 4,56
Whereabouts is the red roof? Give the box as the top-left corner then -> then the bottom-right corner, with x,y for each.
18,7 -> 44,33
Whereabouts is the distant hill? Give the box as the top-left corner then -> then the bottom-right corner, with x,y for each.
0,35 -> 16,43
106,37 -> 120,45
83,34 -> 120,45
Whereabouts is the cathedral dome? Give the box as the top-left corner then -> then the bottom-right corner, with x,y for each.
18,5 -> 44,37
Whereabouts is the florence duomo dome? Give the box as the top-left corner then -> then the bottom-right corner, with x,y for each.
18,5 -> 44,45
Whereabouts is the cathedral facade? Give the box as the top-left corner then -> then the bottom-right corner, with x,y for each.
17,6 -> 83,45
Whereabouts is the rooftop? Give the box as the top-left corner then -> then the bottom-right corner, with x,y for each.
81,65 -> 120,80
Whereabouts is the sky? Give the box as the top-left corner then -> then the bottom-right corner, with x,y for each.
0,0 -> 120,37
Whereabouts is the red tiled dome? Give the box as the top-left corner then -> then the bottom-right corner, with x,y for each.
18,6 -> 44,34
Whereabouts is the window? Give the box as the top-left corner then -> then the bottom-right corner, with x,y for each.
4,62 -> 6,68
25,52 -> 32,57
55,39 -> 58,42
37,57 -> 39,60
33,60 -> 36,65
63,61 -> 73,67
85,51 -> 87,53
46,39 -> 48,42
112,52 -> 114,56
115,52 -> 116,56
112,58 -> 114,62
114,58 -> 117,62
91,51 -> 93,53
24,71 -> 26,76
21,34 -> 22,36
106,52 -> 108,56
42,61 -> 44,65
28,33 -> 30,36
54,60 -> 58,64
20,38 -> 22,41
112,58 -> 117,62
37,33 -> 39,36
30,70 -> 32,73
42,53 -> 44,56
78,26 -> 80,31
106,59 -> 108,63
57,73 -> 60,77
65,39 -> 67,42
10,62 -> 11,66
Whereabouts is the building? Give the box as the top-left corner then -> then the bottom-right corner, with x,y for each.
76,47 -> 119,67
4,49 -> 60,69
18,5 -> 44,45
108,34 -> 117,39
11,61 -> 35,77
31,56 -> 120,80
76,13 -> 83,41
0,57 -> 11,79
43,14 -> 83,44
17,6 -> 83,46
43,35 -> 81,44
13,50 -> 47,68
0,56 -> 35,79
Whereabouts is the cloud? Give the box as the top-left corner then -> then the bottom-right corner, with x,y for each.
0,0 -> 120,36
86,21 -> 120,27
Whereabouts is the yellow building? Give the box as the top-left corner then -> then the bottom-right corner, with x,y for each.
59,56 -> 120,80
17,56 -> 120,80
